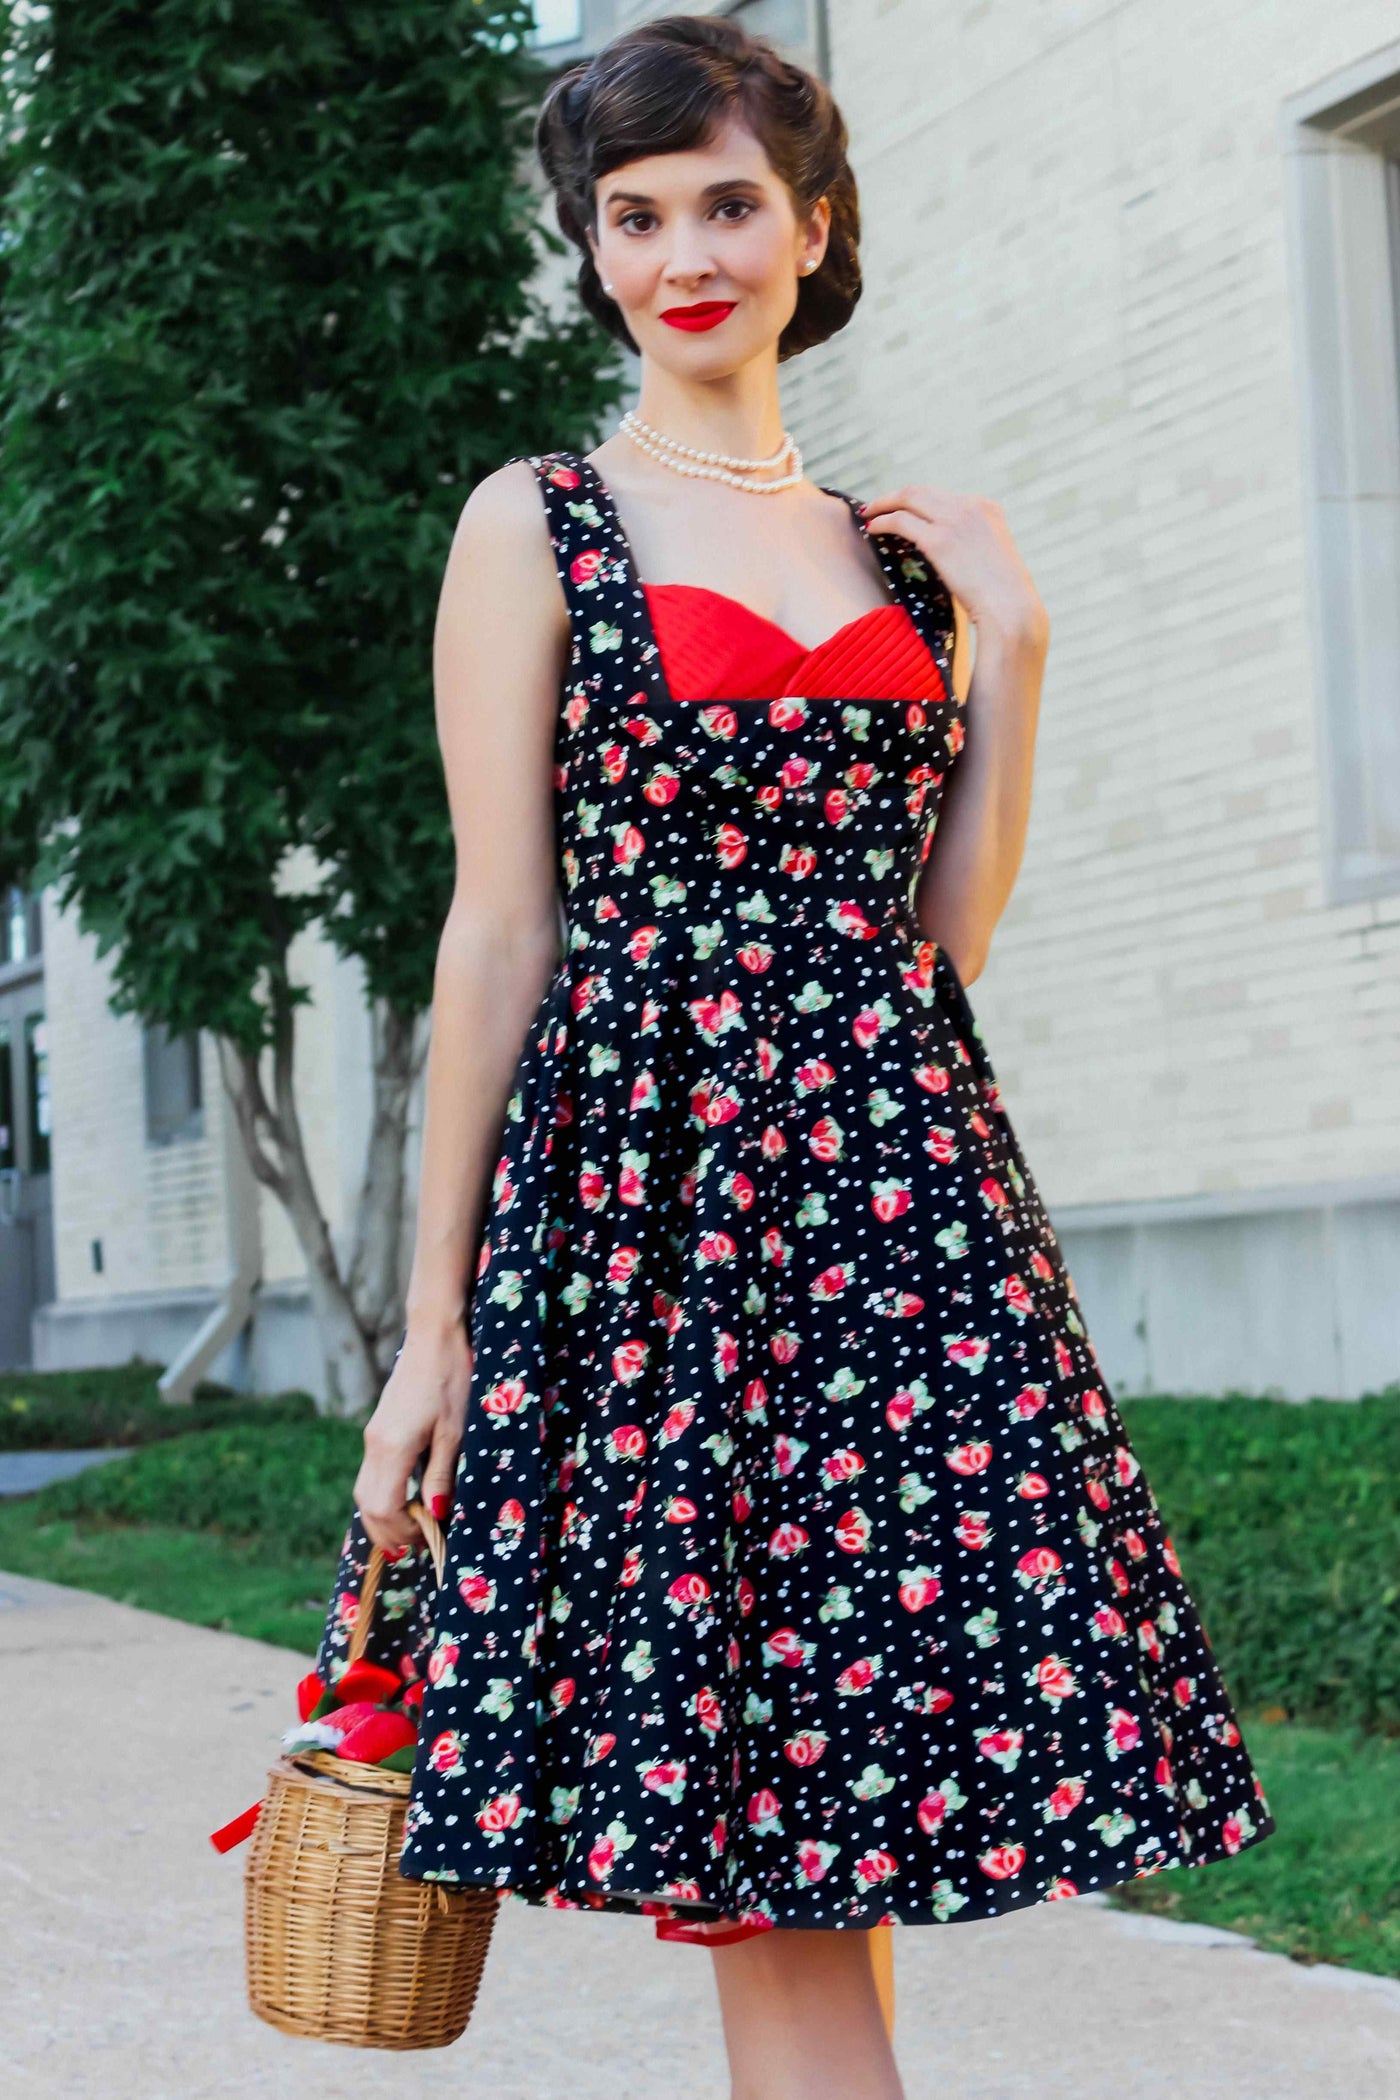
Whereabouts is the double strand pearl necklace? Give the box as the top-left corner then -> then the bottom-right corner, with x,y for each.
619,407 -> 804,493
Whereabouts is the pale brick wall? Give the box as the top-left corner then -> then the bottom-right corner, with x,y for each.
777,0 -> 1400,1209
43,854 -> 373,1310
42,896 -> 229,1300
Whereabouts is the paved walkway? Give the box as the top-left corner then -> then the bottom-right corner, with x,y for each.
3,1566 -> 1397,2099
0,1446 -> 131,1496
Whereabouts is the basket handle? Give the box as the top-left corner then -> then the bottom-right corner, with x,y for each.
345,1499 -> 446,1668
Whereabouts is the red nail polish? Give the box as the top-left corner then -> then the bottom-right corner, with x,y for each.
430,1493 -> 449,1520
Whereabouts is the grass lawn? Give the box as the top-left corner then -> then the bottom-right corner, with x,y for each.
0,1369 -> 1396,1978
0,1501 -> 336,1652
1114,1714 -> 1400,1978
0,1398 -> 362,1650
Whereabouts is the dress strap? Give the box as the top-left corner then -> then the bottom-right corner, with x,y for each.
507,448 -> 670,708
820,483 -> 958,700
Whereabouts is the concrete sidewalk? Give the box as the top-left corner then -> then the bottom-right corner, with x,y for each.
3,1566 -> 1397,2100
0,1446 -> 132,1496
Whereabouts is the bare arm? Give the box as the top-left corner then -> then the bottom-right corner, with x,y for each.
912,603 -> 1047,984
354,459 -> 569,1551
862,485 -> 1050,985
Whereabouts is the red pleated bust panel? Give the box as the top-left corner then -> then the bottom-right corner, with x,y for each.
643,584 -> 945,704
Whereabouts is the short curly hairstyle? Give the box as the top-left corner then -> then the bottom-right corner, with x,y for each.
534,12 -> 861,364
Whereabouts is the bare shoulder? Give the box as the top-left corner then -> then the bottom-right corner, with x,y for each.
451,456 -> 551,562
438,456 -> 563,640
434,452 -> 568,740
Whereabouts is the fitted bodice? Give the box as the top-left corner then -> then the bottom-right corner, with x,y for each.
544,453 -> 965,956
561,690 -> 953,979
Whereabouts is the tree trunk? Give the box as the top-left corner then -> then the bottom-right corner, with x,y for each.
216,962 -> 426,1416
344,997 -> 430,1374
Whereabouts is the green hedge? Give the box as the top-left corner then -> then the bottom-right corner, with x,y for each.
1121,1389 -> 1400,1736
35,1416 -> 364,1561
0,1363 -> 320,1451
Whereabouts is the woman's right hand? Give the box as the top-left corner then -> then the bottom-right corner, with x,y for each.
353,1316 -> 474,1554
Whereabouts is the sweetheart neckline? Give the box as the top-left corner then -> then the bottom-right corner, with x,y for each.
560,450 -> 950,710
641,580 -> 916,665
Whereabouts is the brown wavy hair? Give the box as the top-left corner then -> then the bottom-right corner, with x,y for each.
534,13 -> 861,364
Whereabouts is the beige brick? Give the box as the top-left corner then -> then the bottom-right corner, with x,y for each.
781,0 -> 1400,1207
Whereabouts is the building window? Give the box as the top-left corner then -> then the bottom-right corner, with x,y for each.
1,885 -> 41,967
527,0 -> 582,46
143,1022 -> 203,1146
0,1024 -> 13,1174
725,0 -> 824,69
1284,44 -> 1400,902
24,1012 -> 49,1174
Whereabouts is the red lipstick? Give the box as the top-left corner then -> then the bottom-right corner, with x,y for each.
659,301 -> 737,332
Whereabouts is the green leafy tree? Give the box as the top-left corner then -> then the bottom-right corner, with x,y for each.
0,1 -> 623,1410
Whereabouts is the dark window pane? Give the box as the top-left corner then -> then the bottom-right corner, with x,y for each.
143,1023 -> 203,1144
1,887 -> 41,966
0,1024 -> 13,1173
24,1012 -> 49,1174
3,887 -> 26,966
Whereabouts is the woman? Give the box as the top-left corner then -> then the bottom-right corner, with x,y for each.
342,15 -> 1273,2096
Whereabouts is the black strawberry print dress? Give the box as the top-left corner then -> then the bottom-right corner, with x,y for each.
320,447 -> 1274,1944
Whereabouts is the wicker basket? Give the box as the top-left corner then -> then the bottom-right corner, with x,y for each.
244,1503 -> 499,2050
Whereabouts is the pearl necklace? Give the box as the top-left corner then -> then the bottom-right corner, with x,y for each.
619,407 -> 804,493
621,407 -> 791,471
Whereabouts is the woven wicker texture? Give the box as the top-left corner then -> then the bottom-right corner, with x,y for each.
244,1504 -> 498,2051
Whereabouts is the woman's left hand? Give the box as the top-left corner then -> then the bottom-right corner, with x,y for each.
861,484 -> 1048,651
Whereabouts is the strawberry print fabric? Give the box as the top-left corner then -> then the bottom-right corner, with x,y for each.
336,447 -> 1275,1939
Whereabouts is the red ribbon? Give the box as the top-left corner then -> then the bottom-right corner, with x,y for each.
654,1916 -> 774,1946
209,1802 -> 262,1853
